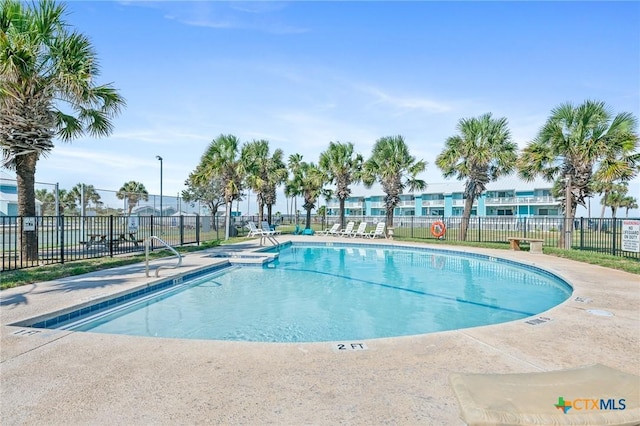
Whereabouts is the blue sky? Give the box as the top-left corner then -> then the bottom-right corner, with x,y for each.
5,1 -> 640,215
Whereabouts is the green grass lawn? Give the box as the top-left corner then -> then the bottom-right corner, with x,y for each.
1,234 -> 638,290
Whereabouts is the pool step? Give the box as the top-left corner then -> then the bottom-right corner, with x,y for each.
211,251 -> 279,265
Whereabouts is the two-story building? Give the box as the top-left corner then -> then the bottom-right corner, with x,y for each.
325,176 -> 560,218
0,175 -> 43,217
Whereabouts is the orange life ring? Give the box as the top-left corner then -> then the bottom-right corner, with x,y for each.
430,221 -> 446,239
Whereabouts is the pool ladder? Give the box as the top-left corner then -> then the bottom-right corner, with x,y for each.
145,236 -> 183,277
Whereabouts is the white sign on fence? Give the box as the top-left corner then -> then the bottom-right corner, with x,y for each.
622,220 -> 640,253
22,217 -> 36,231
127,216 -> 139,233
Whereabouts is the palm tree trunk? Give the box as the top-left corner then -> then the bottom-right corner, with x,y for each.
16,152 -> 39,262
339,198 -> 346,229
599,192 -> 607,220
385,207 -> 393,229
460,196 -> 474,241
305,207 -> 312,230
225,200 -> 232,240
258,201 -> 264,224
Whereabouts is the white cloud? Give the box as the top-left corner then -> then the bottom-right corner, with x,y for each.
356,84 -> 452,115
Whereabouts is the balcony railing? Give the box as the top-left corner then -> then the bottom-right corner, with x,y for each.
421,200 -> 445,207
485,196 -> 558,205
326,201 -> 364,208
397,201 -> 415,207
452,199 -> 477,206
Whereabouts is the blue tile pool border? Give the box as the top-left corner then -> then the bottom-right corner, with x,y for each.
16,240 -> 572,330
15,262 -> 234,329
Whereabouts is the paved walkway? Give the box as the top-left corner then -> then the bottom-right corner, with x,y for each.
1,237 -> 638,425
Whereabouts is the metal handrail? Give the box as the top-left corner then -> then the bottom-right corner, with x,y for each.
145,236 -> 182,277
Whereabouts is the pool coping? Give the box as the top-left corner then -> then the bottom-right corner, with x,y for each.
1,236 -> 639,425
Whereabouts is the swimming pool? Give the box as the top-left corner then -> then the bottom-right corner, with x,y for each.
29,243 -> 572,342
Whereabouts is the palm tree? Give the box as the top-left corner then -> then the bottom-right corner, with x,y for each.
319,141 -> 363,229
192,134 -> 244,240
0,0 -> 125,260
35,189 -> 56,215
362,135 -> 427,227
241,140 -> 287,225
590,180 -> 617,222
286,153 -> 304,223
290,160 -> 326,231
116,181 -> 149,215
241,140 -> 268,222
69,183 -> 102,214
518,100 -> 638,247
263,149 -> 288,225
436,113 -> 517,241
602,182 -> 629,218
56,189 -> 77,215
621,196 -> 638,218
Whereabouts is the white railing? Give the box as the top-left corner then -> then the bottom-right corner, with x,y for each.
485,196 -> 558,205
421,200 -> 445,206
397,201 -> 416,207
145,236 -> 182,277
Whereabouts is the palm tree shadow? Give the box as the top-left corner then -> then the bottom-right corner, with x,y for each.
0,283 -> 36,308
1,264 -> 148,308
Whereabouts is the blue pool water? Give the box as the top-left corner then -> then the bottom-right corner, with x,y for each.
49,244 -> 572,342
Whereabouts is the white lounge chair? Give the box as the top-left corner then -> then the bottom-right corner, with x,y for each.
260,221 -> 276,236
246,221 -> 263,237
316,223 -> 340,236
367,222 -> 386,239
350,222 -> 368,238
261,221 -> 279,235
246,221 -> 274,237
337,221 -> 355,237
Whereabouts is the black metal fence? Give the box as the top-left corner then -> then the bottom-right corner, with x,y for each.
382,216 -> 639,260
2,214 -> 639,272
290,215 -> 640,261
1,215 -> 206,271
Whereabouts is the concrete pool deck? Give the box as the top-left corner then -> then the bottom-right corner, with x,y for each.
1,237 -> 638,425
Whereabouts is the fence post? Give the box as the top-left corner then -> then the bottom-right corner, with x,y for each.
60,215 -> 65,265
196,214 -> 200,245
612,218 -> 617,256
523,217 -> 528,239
109,215 -> 114,257
150,215 -> 155,251
180,215 -> 184,245
477,216 -> 481,242
579,217 -> 584,250
411,216 -> 414,238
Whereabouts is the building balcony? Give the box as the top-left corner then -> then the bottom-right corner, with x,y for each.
421,200 -> 445,207
452,199 -> 477,206
326,201 -> 364,209
397,200 -> 415,207
485,196 -> 558,205
345,202 -> 364,208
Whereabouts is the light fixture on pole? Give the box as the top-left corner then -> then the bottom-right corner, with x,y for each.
156,155 -> 163,225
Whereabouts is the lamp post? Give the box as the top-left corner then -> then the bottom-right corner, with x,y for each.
156,155 -> 163,228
